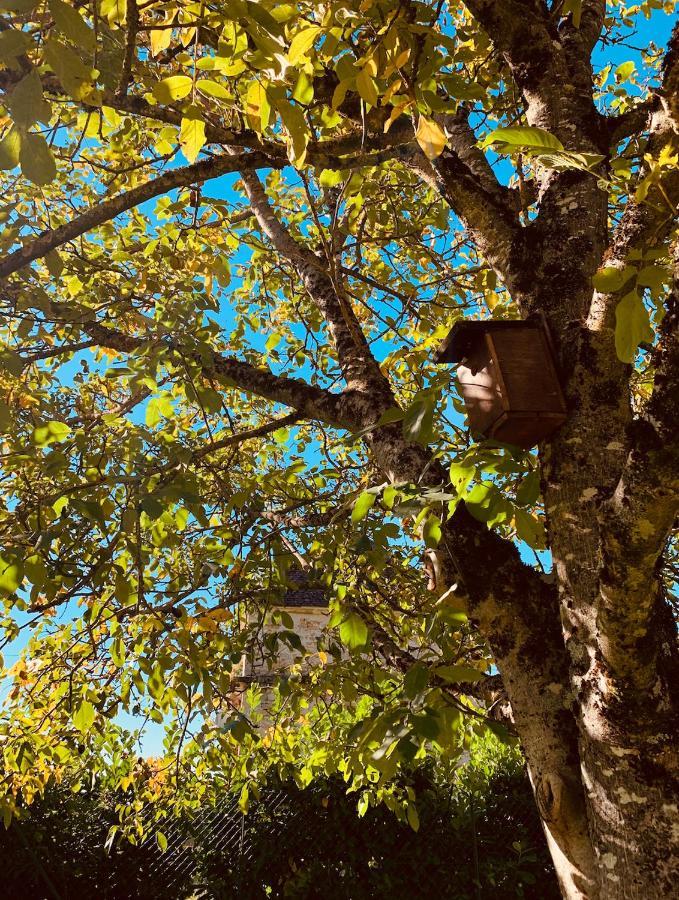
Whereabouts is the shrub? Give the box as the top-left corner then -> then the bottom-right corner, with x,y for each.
0,737 -> 558,899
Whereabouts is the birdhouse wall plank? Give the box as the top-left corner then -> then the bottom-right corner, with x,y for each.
489,328 -> 566,414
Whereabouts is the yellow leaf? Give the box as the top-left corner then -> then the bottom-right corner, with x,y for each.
382,78 -> 402,106
356,67 -> 378,107
384,100 -> 411,133
179,116 -> 205,163
416,116 -> 446,160
287,25 -> 321,65
245,81 -> 271,133
207,608 -> 232,622
153,75 -> 193,104
331,78 -> 352,110
150,25 -> 173,57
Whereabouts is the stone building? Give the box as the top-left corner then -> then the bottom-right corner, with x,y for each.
226,568 -> 329,721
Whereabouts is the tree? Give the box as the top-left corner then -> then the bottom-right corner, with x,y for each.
0,1 -> 676,898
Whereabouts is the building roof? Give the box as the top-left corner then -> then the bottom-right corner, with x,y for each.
283,568 -> 328,608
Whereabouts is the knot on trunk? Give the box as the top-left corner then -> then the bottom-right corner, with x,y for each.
537,772 -> 564,822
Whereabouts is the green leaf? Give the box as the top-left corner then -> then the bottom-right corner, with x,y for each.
449,461 -> 474,495
104,825 -> 118,854
156,831 -> 168,852
435,665 -> 485,683
73,701 -> 95,733
8,71 -> 51,129
357,793 -> 369,817
422,515 -> 442,549
592,265 -> 635,293
402,394 -> 435,445
319,168 -> 343,188
480,126 -> 564,153
265,332 -> 281,351
352,491 -> 376,523
49,0 -> 95,51
45,250 -> 64,278
0,127 -> 21,171
292,70 -> 314,105
110,635 -> 125,667
340,612 -> 369,650
0,27 -> 32,63
33,420 -> 71,446
278,98 -> 307,164
195,79 -> 232,100
234,784 -> 248,813
20,131 -> 57,185
636,264 -> 669,293
179,116 -> 206,163
615,60 -> 635,83
153,75 -> 193,103
516,471 -> 540,507
147,664 -> 165,704
406,802 -> 420,832
44,38 -> 96,101
615,290 -> 653,363
382,485 -> 397,509
287,25 -> 321,65
404,662 -> 429,699
0,555 -> 23,595
514,508 -> 546,550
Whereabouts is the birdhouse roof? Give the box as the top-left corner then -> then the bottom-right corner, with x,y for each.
434,319 -> 538,364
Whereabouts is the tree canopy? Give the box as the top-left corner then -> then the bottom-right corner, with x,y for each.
0,2 -> 678,897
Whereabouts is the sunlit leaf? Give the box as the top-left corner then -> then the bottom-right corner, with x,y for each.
415,116 -> 447,160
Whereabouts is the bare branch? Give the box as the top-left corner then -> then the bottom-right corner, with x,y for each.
116,0 -> 140,97
407,144 -> 523,295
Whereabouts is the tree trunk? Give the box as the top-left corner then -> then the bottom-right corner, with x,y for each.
364,160 -> 679,896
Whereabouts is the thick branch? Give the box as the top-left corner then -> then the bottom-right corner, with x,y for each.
408,143 -> 523,296
236,166 -> 392,396
361,421 -> 595,893
605,95 -> 661,148
116,0 -> 140,97
557,0 -> 606,56
598,239 -> 679,691
464,1 -> 563,130
0,151 -> 282,279
81,322 -> 349,427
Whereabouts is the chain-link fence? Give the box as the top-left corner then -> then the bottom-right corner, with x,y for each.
136,788 -> 294,895
2,772 -> 557,899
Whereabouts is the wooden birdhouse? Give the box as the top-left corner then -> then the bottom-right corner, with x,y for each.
434,319 -> 567,449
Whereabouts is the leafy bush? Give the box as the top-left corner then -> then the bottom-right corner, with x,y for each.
200,736 -> 558,899
0,737 -> 558,899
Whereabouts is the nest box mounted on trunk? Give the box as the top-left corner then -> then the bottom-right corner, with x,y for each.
434,319 -> 567,449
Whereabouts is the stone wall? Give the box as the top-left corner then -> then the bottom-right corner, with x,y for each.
224,603 -> 329,723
